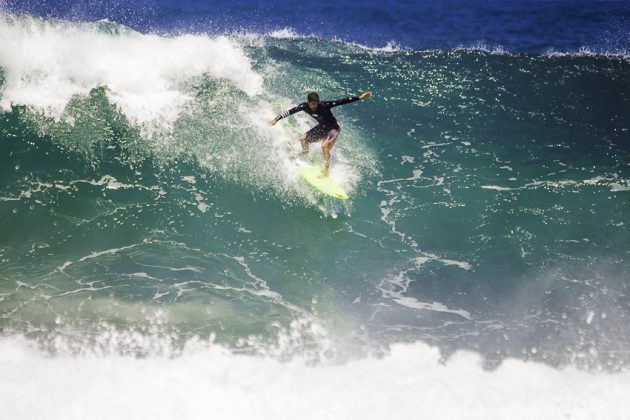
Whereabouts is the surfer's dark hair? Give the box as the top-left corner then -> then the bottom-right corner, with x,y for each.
307,92 -> 319,102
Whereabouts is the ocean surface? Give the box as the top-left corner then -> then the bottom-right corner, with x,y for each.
1,1 -> 630,418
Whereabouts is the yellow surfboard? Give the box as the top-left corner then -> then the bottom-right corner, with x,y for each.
298,163 -> 349,200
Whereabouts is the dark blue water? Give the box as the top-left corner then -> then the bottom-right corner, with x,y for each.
5,0 -> 630,54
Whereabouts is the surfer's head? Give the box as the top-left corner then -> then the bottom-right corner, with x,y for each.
307,91 -> 319,111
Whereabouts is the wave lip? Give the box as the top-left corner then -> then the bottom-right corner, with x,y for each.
0,14 -> 263,131
544,46 -> 630,61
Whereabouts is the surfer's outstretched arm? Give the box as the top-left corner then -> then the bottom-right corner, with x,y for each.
267,103 -> 307,126
326,91 -> 372,108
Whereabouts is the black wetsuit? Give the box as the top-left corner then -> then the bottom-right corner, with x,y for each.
275,96 -> 360,144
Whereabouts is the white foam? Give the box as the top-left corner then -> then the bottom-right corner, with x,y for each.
438,258 -> 473,271
377,255 -> 472,320
78,243 -> 141,263
0,15 -> 263,131
379,168 -> 424,184
400,155 -> 415,165
544,47 -> 629,61
354,40 -> 402,52
455,41 -> 508,55
268,28 -> 302,39
483,177 -> 630,193
610,182 -> 630,192
391,295 -> 472,320
265,27 -> 402,52
481,185 -> 517,191
0,335 -> 628,420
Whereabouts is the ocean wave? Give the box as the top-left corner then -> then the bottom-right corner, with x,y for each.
1,9 -> 629,380
265,27 -> 403,52
0,14 -> 379,202
452,41 -> 629,61
0,14 -> 263,130
544,46 -> 630,61
265,31 -> 629,59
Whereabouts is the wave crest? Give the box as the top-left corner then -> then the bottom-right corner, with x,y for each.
0,14 -> 263,132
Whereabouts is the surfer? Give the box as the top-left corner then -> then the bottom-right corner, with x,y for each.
268,91 -> 372,177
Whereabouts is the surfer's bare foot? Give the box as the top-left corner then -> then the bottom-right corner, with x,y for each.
317,171 -> 329,179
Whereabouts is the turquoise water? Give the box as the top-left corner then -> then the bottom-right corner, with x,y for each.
1,14 -> 629,419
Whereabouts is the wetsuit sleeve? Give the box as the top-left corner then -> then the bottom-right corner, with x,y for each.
275,103 -> 306,122
326,96 -> 360,108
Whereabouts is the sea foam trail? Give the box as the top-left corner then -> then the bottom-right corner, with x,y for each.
0,15 -> 263,129
1,337 -> 628,420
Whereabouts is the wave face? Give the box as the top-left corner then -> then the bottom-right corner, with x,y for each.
1,9 -> 630,419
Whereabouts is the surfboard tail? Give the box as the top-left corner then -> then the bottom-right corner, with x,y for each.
298,164 -> 349,200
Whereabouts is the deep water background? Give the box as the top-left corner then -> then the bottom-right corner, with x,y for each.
4,0 -> 630,53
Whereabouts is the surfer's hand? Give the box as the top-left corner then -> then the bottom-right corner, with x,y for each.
267,118 -> 277,126
359,91 -> 372,100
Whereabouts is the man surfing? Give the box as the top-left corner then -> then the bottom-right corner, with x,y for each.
268,91 -> 372,177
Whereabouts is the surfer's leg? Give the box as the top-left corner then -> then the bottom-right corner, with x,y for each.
299,133 -> 309,156
320,127 -> 340,178
321,142 -> 331,177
